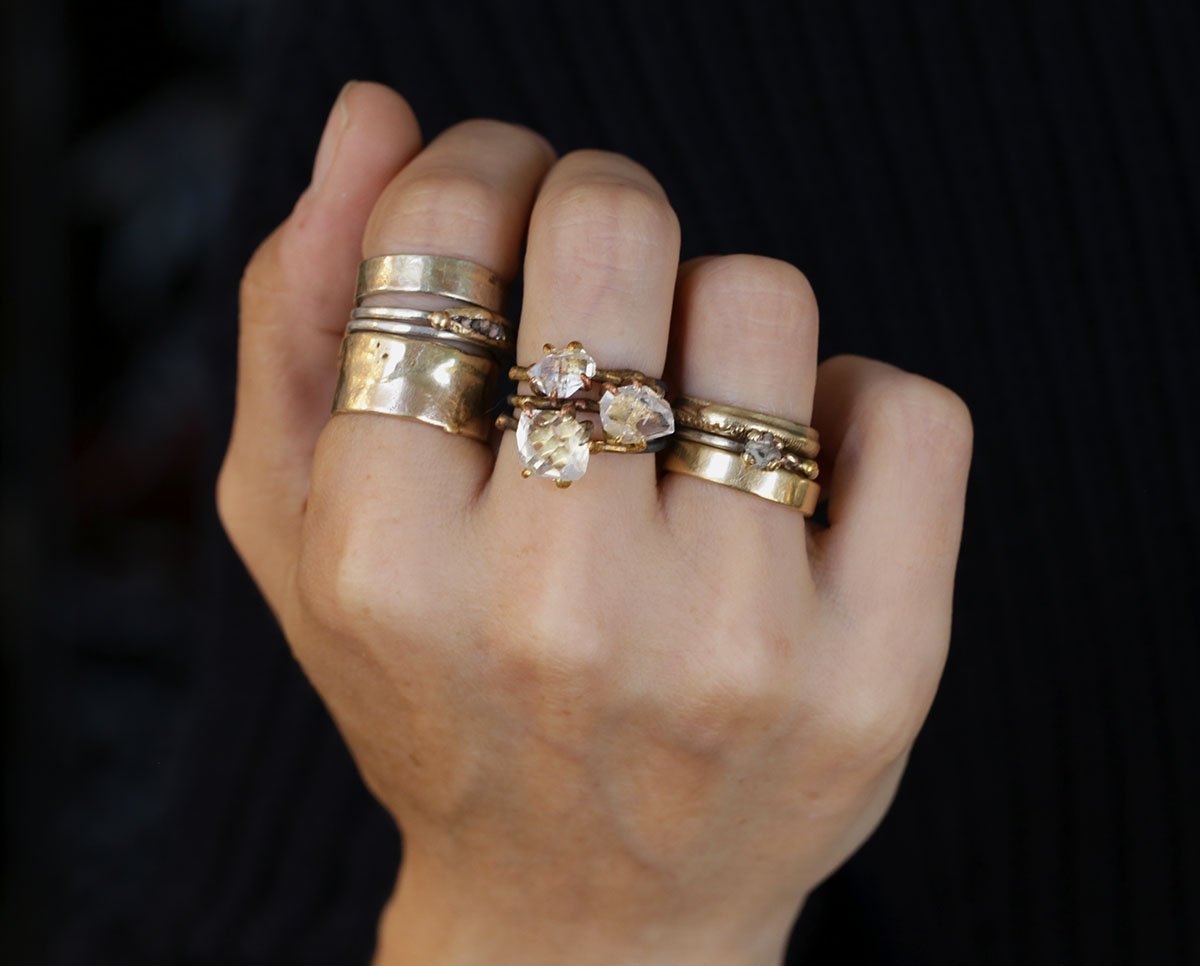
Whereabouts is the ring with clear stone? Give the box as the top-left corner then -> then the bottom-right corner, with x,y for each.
348,305 -> 514,359
497,342 -> 675,488
671,396 -> 820,461
673,427 -> 819,478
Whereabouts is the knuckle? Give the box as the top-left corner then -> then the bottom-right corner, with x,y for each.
372,166 -> 509,244
214,459 -> 244,541
860,373 -> 974,471
816,683 -> 917,773
539,168 -> 679,273
295,513 -> 397,638
688,255 -> 818,351
444,118 -> 555,160
238,229 -> 287,305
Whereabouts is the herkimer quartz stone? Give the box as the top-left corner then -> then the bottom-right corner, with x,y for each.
599,385 -> 675,444
516,408 -> 591,482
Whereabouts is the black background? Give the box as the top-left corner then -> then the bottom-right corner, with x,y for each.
3,0 -> 1198,963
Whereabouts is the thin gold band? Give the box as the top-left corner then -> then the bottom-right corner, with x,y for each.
673,396 -> 820,459
332,331 -> 497,441
662,437 -> 821,514
356,254 -> 507,312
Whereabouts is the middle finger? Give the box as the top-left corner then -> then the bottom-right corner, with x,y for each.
490,150 -> 681,507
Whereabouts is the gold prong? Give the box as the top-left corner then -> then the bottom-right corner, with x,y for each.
555,479 -> 572,489
543,343 -> 554,353
521,468 -> 533,479
509,365 -> 530,381
495,414 -> 519,431
567,340 -> 583,350
799,459 -> 819,479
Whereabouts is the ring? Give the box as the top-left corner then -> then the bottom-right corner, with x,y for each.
349,305 -> 515,357
496,342 -> 674,487
663,437 -> 821,514
356,254 -> 507,312
332,331 -> 498,440
662,397 -> 821,513
672,396 -> 820,461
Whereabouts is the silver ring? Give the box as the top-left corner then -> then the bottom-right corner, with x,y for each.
349,305 -> 514,358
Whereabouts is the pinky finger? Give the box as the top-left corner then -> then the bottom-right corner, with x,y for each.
809,355 -> 973,656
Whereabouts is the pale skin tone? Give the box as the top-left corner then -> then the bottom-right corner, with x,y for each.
217,82 -> 973,965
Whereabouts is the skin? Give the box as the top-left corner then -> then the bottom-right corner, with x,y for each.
217,81 -> 973,965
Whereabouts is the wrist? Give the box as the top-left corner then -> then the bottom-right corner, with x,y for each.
372,850 -> 795,966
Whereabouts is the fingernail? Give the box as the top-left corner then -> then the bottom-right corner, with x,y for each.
311,81 -> 357,190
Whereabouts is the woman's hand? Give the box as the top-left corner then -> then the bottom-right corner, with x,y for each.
217,82 -> 972,965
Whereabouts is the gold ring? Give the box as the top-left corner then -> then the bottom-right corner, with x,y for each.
356,254 -> 507,311
497,342 -> 674,487
662,437 -> 821,514
673,396 -> 820,460
332,331 -> 497,441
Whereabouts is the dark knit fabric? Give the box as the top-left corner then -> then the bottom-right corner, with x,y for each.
24,0 -> 1200,963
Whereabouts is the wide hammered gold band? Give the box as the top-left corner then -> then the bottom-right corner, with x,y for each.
663,437 -> 821,514
332,331 -> 497,441
356,254 -> 507,312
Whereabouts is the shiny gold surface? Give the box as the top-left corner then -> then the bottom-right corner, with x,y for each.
673,396 -> 820,459
662,437 -> 821,514
356,254 -> 507,311
332,331 -> 497,441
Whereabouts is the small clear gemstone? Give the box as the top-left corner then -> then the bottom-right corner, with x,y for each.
527,345 -> 597,398
599,385 -> 675,444
744,434 -> 783,467
516,409 -> 591,481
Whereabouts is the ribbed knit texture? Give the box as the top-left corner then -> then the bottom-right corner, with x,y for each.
53,1 -> 1200,963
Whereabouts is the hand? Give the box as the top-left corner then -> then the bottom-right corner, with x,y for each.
217,82 -> 972,965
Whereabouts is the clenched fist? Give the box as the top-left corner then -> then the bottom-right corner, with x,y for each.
217,81 -> 972,965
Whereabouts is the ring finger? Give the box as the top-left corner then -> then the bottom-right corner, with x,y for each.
662,255 -> 821,580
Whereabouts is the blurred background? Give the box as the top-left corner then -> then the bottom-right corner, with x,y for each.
3,1 -> 1199,964
2,0 -> 251,955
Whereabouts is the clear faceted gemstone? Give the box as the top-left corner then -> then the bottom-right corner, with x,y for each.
743,434 -> 784,468
599,385 -> 675,444
516,409 -> 592,481
527,345 -> 597,398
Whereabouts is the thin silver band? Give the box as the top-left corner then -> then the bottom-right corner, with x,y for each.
345,318 -> 497,360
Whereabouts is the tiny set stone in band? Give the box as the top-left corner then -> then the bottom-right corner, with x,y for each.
663,397 -> 821,514
348,305 -> 515,359
495,342 -> 675,487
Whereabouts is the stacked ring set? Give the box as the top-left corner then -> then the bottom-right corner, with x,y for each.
334,253 -> 821,514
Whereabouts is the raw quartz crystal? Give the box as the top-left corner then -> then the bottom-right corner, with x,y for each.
516,408 -> 591,482
527,345 -> 597,398
599,384 -> 675,444
743,432 -> 784,468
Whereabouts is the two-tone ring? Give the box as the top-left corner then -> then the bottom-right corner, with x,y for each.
495,342 -> 674,487
348,305 -> 515,358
